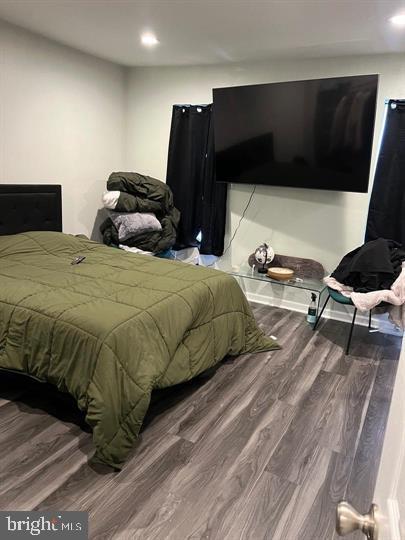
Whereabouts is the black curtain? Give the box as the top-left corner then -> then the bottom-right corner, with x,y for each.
166,104 -> 228,256
365,100 -> 405,244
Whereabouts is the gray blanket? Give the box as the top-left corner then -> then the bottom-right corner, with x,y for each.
109,211 -> 162,242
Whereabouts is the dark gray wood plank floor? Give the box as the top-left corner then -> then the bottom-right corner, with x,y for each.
0,305 -> 401,540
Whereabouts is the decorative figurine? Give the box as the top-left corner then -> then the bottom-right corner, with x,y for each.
254,243 -> 275,273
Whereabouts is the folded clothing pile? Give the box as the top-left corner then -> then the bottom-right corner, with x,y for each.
331,238 -> 405,293
100,172 -> 180,253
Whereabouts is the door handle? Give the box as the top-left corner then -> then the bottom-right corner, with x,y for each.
336,501 -> 379,540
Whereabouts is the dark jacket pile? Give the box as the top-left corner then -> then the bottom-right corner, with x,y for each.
331,238 -> 405,293
100,172 -> 180,253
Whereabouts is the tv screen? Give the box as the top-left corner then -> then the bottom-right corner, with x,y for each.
213,74 -> 378,193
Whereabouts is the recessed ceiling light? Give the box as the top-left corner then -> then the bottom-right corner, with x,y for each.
389,14 -> 405,27
141,33 -> 159,47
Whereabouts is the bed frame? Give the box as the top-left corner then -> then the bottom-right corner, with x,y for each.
0,184 -> 62,236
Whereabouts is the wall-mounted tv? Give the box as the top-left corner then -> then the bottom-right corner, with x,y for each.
213,74 -> 378,193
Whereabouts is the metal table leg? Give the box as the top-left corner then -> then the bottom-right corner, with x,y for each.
346,308 -> 358,355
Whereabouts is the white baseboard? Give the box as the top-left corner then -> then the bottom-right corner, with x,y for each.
246,291 -> 403,336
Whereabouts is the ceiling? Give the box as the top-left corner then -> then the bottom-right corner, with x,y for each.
0,0 -> 405,67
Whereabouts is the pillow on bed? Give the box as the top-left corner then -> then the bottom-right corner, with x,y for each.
109,211 -> 162,242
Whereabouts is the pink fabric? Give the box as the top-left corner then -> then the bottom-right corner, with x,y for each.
324,264 -> 405,328
323,276 -> 353,297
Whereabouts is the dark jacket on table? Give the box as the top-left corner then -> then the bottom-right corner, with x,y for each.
100,172 -> 180,253
331,238 -> 405,293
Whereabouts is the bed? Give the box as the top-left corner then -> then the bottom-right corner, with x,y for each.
0,184 -> 278,469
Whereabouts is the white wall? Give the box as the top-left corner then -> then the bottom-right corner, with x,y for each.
0,20 -> 126,238
125,54 -> 405,275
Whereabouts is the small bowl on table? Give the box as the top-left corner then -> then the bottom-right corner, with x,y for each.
267,267 -> 295,281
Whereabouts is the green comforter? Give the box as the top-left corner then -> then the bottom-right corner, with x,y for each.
0,232 -> 278,468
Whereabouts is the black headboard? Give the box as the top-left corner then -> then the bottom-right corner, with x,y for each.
0,184 -> 62,236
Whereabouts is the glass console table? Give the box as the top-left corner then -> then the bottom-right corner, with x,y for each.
223,265 -> 328,315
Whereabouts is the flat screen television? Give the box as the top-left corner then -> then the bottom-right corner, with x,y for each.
213,74 -> 378,193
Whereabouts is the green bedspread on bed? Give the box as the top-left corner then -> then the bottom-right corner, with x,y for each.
0,232 -> 279,468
